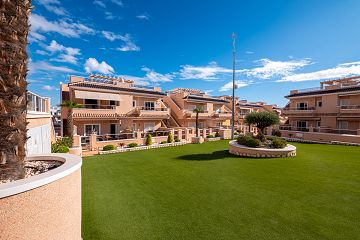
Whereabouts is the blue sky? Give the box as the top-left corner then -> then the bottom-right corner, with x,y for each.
28,0 -> 360,106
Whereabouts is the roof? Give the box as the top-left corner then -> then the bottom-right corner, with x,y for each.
286,85 -> 360,98
184,95 -> 229,103
69,82 -> 166,96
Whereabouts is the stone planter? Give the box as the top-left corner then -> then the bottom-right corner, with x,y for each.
191,136 -> 204,144
0,154 -> 82,240
229,140 -> 296,158
69,146 -> 82,156
204,137 -> 221,142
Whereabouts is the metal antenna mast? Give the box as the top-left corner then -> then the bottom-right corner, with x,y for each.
231,32 -> 236,140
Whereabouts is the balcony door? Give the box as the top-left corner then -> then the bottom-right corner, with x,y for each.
84,99 -> 98,109
85,124 -> 100,135
296,102 -> 308,110
296,121 -> 308,131
110,124 -> 116,135
144,101 -> 155,110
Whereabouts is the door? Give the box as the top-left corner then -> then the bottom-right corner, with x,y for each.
296,121 -> 308,131
110,124 -> 116,135
144,122 -> 155,132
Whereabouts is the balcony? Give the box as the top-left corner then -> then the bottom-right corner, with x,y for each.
279,125 -> 309,132
136,107 -> 170,118
339,105 -> 360,115
72,105 -> 118,119
282,107 -> 316,115
213,111 -> 232,118
184,110 -> 211,118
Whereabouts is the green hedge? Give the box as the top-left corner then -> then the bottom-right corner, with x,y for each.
236,135 -> 260,148
128,143 -> 138,148
160,141 -> 168,144
175,137 -> 180,142
215,132 -> 220,137
52,144 -> 69,153
145,134 -> 152,146
167,132 -> 173,143
103,144 -> 115,151
271,137 -> 287,149
206,134 -> 215,138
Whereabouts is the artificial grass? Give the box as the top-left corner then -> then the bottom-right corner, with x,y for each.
82,141 -> 360,240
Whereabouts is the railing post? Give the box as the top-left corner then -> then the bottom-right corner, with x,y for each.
177,129 -> 182,140
89,133 -> 97,151
209,128 -> 213,135
309,126 -> 314,132
72,134 -> 81,147
203,128 -> 207,138
185,128 -> 190,141
136,130 -> 142,140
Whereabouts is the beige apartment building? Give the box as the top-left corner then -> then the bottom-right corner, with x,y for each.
61,75 -> 170,137
281,77 -> 360,143
164,88 -> 232,129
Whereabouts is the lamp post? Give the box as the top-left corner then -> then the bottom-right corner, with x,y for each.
231,32 -> 236,139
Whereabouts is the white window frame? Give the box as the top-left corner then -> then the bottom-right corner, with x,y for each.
144,122 -> 155,132
316,121 -> 321,128
296,102 -> 308,110
338,121 -> 348,130
84,124 -> 101,135
316,101 -> 322,108
144,101 -> 155,110
339,99 -> 350,107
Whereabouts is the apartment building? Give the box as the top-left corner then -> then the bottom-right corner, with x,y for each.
281,76 -> 360,140
164,88 -> 232,129
26,91 -> 54,155
60,75 -> 170,136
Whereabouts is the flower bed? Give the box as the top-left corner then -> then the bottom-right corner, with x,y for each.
99,141 -> 187,155
229,140 -> 296,158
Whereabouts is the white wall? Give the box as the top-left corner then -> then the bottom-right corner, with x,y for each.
26,123 -> 52,155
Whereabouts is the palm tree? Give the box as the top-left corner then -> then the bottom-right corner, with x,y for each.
60,101 -> 82,146
193,107 -> 203,137
0,0 -> 32,181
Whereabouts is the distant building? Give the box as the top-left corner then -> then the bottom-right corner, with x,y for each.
26,91 -> 54,155
280,76 -> 360,143
51,106 -> 61,136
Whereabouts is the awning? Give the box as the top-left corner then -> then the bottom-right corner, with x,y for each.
74,90 -> 122,101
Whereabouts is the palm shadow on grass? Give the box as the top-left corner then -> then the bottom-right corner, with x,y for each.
176,150 -> 231,161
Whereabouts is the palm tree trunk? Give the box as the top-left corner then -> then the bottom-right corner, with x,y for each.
67,110 -> 74,147
0,0 -> 31,181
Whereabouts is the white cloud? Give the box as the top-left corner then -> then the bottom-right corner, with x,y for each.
111,0 -> 123,6
136,14 -> 150,20
29,14 -> 95,38
219,81 -> 250,92
244,58 -> 311,79
28,31 -> 46,43
141,67 -> 173,83
116,34 -> 140,52
104,11 -> 121,20
179,62 -> 241,80
101,31 -> 140,51
84,58 -> 114,74
204,90 -> 213,95
245,51 -> 254,54
43,40 -> 81,64
35,50 -> 50,55
42,85 -> 58,91
29,61 -> 78,73
36,0 -> 68,15
93,0 -> 106,8
278,61 -> 360,82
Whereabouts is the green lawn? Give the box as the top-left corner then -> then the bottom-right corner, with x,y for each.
82,141 -> 360,240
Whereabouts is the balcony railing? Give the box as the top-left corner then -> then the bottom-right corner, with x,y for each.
96,133 -> 136,141
279,126 -> 309,132
82,104 -> 116,109
139,107 -> 169,111
280,126 -> 358,135
340,105 -> 360,109
283,107 -> 316,111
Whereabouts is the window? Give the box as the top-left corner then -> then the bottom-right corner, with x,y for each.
188,105 -> 196,111
144,101 -> 155,110
133,100 -> 136,107
296,121 -> 308,131
296,102 -> 308,110
110,100 -> 116,106
317,101 -> 322,108
132,123 -> 137,131
84,99 -> 98,109
339,99 -> 350,106
338,121 -> 348,130
144,122 -> 155,132
84,124 -> 100,135
188,122 -> 196,128
316,121 -> 321,128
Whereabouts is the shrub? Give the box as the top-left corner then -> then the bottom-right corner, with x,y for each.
175,137 -> 180,142
167,132 -> 173,143
51,144 -> 69,153
103,144 -> 115,151
160,141 -> 167,144
272,129 -> 282,137
128,143 -> 138,148
271,137 -> 287,149
145,134 -> 152,146
236,135 -> 260,148
215,132 -> 220,138
206,134 -> 214,138
245,111 -> 280,141
57,137 -> 72,147
234,131 -> 239,135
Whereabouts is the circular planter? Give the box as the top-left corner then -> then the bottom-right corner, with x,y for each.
0,154 -> 82,240
229,140 -> 296,158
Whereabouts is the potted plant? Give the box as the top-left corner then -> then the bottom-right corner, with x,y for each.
0,2 -> 82,239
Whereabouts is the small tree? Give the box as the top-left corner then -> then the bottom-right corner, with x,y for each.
193,107 -> 203,137
60,101 -> 82,146
245,111 -> 280,141
167,132 -> 173,143
145,133 -> 152,146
